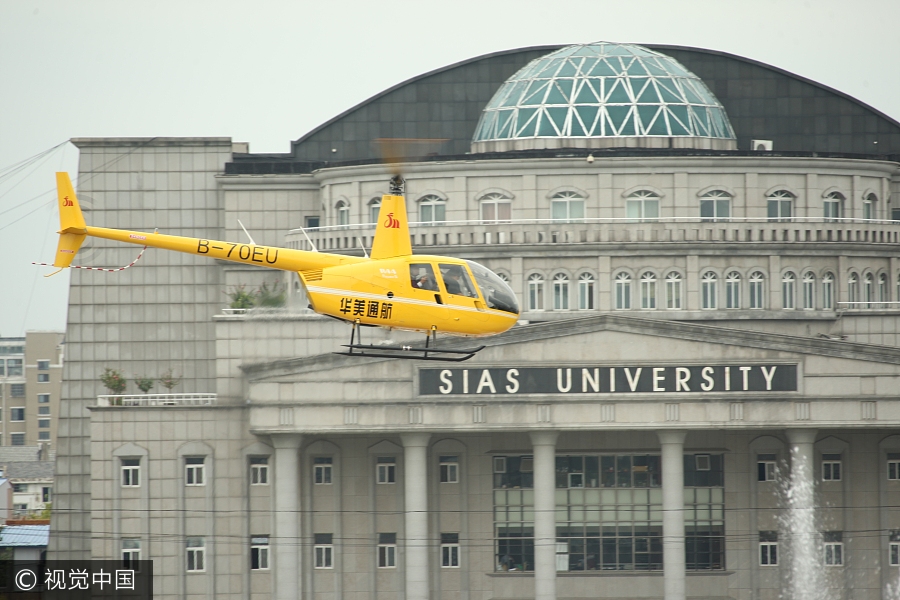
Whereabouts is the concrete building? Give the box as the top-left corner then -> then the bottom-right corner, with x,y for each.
50,42 -> 900,600
0,332 -> 65,447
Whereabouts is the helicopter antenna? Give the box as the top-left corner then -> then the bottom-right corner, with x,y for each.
298,226 -> 318,252
357,237 -> 369,258
237,220 -> 257,246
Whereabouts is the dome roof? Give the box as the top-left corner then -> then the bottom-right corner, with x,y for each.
472,42 -> 737,152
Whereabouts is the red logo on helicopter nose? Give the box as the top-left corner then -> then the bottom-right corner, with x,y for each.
384,213 -> 400,228
62,196 -> 73,207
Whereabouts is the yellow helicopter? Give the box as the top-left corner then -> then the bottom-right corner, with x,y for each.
48,172 -> 520,361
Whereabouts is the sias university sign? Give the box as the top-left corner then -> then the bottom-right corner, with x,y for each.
419,365 -> 798,396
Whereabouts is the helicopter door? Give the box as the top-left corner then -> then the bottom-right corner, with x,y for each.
408,263 -> 449,322
438,263 -> 488,321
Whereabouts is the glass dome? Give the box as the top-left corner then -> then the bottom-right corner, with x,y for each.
472,42 -> 737,152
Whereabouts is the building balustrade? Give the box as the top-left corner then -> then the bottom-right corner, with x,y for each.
286,217 -> 900,252
96,393 -> 216,407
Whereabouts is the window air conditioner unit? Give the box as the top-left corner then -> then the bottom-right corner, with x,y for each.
751,139 -> 773,151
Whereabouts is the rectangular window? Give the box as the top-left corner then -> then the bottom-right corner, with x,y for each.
10,433 -> 25,446
305,216 -> 320,229
38,406 -> 50,415
251,536 -> 270,570
38,431 -> 50,441
824,531 -> 843,566
377,533 -> 396,568
888,453 -> 900,480
7,359 -> 22,377
376,457 -> 396,484
10,384 -> 24,397
185,457 -> 205,486
314,533 -> 334,568
122,539 -> 141,568
250,457 -> 268,485
38,393 -> 50,403
42,486 -> 51,503
441,533 -> 460,567
12,484 -> 26,493
890,531 -> 900,566
440,455 -> 459,483
10,408 -> 24,422
759,531 -> 778,565
758,454 -> 777,482
122,458 -> 140,487
37,360 -> 50,371
37,373 -> 50,383
314,457 -> 333,485
38,418 -> 50,429
822,454 -> 841,481
578,277 -> 594,310
186,537 -> 205,572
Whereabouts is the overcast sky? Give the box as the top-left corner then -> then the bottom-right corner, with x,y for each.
1,0 -> 898,337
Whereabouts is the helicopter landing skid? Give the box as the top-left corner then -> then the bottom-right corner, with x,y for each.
335,324 -> 484,362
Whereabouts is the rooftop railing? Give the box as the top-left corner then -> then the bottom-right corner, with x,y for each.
96,393 -> 217,407
286,217 -> 900,252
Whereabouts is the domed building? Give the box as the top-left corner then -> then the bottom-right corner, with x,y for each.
52,43 -> 900,600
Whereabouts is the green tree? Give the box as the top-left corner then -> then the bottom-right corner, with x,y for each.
100,368 -> 127,395
159,368 -> 181,391
256,281 -> 286,307
134,375 -> 154,393
227,285 -> 256,309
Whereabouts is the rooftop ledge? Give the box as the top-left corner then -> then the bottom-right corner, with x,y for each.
96,393 -> 216,407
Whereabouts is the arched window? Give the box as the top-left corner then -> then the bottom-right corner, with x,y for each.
665,272 -> 682,309
767,190 -> 794,222
863,193 -> 877,221
614,273 -> 632,310
335,200 -> 350,226
822,273 -> 834,310
878,273 -> 889,304
368,198 -> 382,224
419,194 -> 446,224
640,272 -> 657,309
480,192 -> 512,223
725,271 -> 741,309
551,191 -> 585,221
749,271 -> 765,309
497,272 -> 510,283
824,191 -> 844,222
864,273 -> 874,308
848,273 -> 859,305
782,272 -> 796,310
701,272 -> 718,310
625,190 -> 659,222
578,273 -> 595,310
700,190 -> 732,222
527,274 -> 544,311
553,274 -> 570,310
802,272 -> 815,310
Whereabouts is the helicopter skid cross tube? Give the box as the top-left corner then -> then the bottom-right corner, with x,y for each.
338,321 -> 484,362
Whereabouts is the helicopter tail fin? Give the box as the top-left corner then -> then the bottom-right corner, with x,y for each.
369,193 -> 411,259
52,172 -> 88,268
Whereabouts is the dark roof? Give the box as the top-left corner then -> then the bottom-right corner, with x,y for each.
4,462 -> 54,480
248,44 -> 900,166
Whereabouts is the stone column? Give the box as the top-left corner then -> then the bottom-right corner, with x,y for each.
401,433 -> 432,600
530,431 -> 559,600
658,430 -> 687,600
273,434 -> 302,600
786,429 -> 819,600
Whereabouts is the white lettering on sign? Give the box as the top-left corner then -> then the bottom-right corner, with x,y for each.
505,369 -> 519,393
557,368 -> 572,393
476,370 -> 496,394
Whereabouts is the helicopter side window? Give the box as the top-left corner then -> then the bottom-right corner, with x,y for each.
410,264 -> 439,292
439,264 -> 478,298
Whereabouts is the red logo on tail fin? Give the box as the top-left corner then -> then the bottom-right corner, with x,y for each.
62,196 -> 73,207
383,213 -> 400,228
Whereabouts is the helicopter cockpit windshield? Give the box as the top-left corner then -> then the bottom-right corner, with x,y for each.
464,260 -> 520,315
